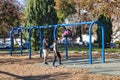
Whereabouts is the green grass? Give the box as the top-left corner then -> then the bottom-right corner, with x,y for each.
104,48 -> 120,53
58,44 -> 120,54
1,44 -> 120,54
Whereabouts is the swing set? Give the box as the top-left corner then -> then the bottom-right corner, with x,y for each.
10,20 -> 104,64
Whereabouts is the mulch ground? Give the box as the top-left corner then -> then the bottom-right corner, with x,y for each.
0,52 -> 120,80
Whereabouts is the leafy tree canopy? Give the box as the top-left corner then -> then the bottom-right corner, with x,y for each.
0,0 -> 20,36
25,0 -> 58,26
55,0 -> 76,23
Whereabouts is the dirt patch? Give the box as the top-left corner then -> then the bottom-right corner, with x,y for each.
0,52 -> 120,80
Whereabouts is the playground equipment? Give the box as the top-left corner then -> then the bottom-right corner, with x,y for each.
10,20 -> 104,64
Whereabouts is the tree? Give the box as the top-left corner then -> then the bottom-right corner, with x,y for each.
97,14 -> 112,48
55,0 -> 76,23
17,0 -> 27,25
73,0 -> 119,44
0,0 -> 20,37
25,0 -> 58,50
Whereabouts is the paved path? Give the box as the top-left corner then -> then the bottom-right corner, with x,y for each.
33,58 -> 120,76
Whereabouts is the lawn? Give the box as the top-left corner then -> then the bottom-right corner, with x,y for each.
1,43 -> 120,55
58,44 -> 120,54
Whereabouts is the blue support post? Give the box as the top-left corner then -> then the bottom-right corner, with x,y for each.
28,28 -> 32,59
10,28 -> 13,56
89,21 -> 105,64
65,36 -> 68,60
102,25 -> 105,63
20,28 -> 22,55
97,21 -> 105,63
40,29 -> 43,58
54,27 -> 57,40
89,23 -> 93,64
94,21 -> 105,63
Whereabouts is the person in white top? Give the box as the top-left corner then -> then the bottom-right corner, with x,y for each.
53,38 -> 62,67
43,36 -> 49,64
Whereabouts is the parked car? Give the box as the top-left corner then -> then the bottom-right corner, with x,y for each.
0,43 -> 10,49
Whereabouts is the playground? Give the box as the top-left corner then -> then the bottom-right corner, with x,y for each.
0,51 -> 120,80
0,21 -> 120,80
1,0 -> 120,79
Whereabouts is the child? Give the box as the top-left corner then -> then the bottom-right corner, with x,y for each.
63,29 -> 72,37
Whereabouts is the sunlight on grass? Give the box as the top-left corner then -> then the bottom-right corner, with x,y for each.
59,44 -> 120,54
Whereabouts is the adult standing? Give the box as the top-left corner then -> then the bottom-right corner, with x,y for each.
53,38 -> 62,67
43,35 -> 49,64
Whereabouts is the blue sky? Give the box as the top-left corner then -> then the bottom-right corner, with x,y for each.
17,0 -> 25,5
17,0 -> 23,2
17,0 -> 24,4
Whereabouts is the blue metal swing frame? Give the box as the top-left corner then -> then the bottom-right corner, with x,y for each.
10,20 -> 104,64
